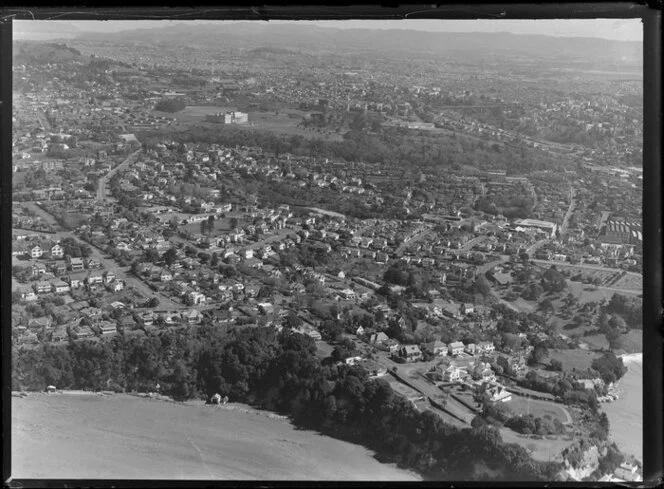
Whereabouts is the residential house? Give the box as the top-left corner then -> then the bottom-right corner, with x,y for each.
86,271 -> 104,286
73,325 -> 94,339
487,385 -> 512,402
116,241 -> 131,252
477,341 -> 495,354
472,361 -> 496,383
424,340 -> 448,357
118,315 -> 137,331
398,344 -> 423,363
50,279 -> 70,294
110,280 -> 124,292
68,256 -> 85,271
85,257 -> 100,269
188,290 -> 206,306
443,364 -> 462,382
103,270 -> 116,284
465,343 -> 477,355
31,262 -> 47,277
30,244 -> 43,258
34,280 -> 52,294
382,338 -> 401,354
182,309 -> 202,324
448,341 -> 465,356
258,302 -> 274,315
28,316 -> 52,329
98,320 -> 118,335
461,303 -> 475,315
50,261 -> 67,276
50,243 -> 64,258
160,269 -> 173,282
17,286 -> 37,302
67,271 -> 87,289
370,332 -> 389,344
80,307 -> 102,319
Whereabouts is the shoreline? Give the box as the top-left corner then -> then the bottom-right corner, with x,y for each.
601,352 -> 642,465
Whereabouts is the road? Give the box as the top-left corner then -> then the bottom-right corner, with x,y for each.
20,201 -> 185,309
559,186 -> 576,236
343,335 -> 473,427
531,259 -> 641,277
97,149 -> 142,201
526,238 -> 550,257
395,225 -> 435,256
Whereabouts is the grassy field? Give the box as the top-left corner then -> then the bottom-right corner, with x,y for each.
504,395 -> 572,424
499,428 -> 575,463
565,281 -> 617,304
12,392 -> 420,481
171,106 -> 344,142
611,273 -> 642,290
547,348 -> 600,373
180,217 -> 241,235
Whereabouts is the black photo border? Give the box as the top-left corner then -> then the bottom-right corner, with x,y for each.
1,3 -> 661,488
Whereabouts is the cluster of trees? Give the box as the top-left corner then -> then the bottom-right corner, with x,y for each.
154,98 -> 186,113
516,371 -> 598,409
60,237 -> 92,259
505,414 -> 566,436
13,325 -> 560,480
540,266 -> 567,294
199,215 -> 216,235
590,352 -> 627,386
604,294 -> 642,330
475,194 -> 535,219
139,116 -> 561,176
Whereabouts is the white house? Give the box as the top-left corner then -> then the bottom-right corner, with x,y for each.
448,341 -> 465,356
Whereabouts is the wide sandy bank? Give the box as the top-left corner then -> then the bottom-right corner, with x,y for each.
12,392 -> 420,481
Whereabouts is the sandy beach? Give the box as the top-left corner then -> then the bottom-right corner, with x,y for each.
11,392 -> 420,481
601,353 -> 642,463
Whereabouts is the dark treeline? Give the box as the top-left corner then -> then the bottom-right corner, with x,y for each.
13,326 -> 561,481
138,121 -> 559,174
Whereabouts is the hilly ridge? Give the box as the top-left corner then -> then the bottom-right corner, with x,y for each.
75,22 -> 642,65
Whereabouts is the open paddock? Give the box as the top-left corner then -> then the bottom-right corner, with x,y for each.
504,394 -> 572,424
499,428 -> 574,463
171,106 -> 344,142
564,281 -> 618,304
548,348 -> 600,373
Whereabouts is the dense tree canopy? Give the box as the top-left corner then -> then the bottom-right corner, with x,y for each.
13,325 -> 560,481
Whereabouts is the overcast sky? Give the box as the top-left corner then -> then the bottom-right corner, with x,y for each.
15,19 -> 642,42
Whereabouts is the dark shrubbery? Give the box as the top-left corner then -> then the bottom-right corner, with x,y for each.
154,98 -> 186,113
13,326 -> 561,481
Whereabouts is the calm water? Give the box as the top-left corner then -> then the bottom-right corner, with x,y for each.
602,353 -> 642,463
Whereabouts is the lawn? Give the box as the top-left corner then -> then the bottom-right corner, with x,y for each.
565,281 -> 616,304
180,217 -> 242,235
548,348 -> 600,373
504,394 -> 572,424
171,106 -> 344,142
500,428 -> 575,463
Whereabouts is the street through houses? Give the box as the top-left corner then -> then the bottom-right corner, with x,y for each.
19,203 -> 185,309
97,149 -> 142,201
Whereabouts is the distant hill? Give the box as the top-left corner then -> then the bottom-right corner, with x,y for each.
13,41 -> 84,64
14,21 -> 81,41
75,22 -> 642,65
